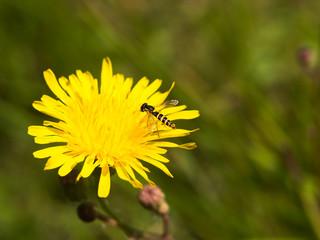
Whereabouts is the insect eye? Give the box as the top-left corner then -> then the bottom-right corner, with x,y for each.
141,103 -> 147,112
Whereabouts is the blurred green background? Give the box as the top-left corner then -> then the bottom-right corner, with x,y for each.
1,0 -> 320,239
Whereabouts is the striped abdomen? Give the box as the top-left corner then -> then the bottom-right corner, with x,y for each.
152,111 -> 176,129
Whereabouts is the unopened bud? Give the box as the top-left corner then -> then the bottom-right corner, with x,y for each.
138,185 -> 168,214
297,47 -> 314,69
77,201 -> 97,222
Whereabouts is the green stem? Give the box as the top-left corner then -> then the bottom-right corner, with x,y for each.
161,213 -> 170,238
97,198 -> 133,235
97,198 -> 171,240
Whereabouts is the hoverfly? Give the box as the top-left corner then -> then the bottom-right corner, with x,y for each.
141,100 -> 178,131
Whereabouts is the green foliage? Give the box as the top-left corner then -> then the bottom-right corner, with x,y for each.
1,0 -> 320,239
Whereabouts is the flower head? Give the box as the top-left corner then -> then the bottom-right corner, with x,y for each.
138,185 -> 168,214
28,58 -> 199,198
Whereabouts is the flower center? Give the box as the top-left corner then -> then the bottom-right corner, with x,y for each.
65,94 -> 148,160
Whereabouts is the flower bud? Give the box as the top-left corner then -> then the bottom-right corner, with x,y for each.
138,185 -> 169,214
297,46 -> 314,69
77,201 -> 97,222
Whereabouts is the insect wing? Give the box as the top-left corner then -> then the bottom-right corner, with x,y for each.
146,112 -> 159,132
163,99 -> 179,107
157,100 -> 179,111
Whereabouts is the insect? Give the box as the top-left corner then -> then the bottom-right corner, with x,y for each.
141,100 -> 178,131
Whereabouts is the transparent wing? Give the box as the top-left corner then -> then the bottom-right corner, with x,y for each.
163,100 -> 179,107
157,100 -> 179,111
146,112 -> 159,132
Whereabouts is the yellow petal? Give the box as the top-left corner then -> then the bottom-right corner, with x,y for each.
144,145 -> 167,154
168,110 -> 200,120
33,145 -> 69,159
121,77 -> 133,99
43,69 -> 70,104
147,128 -> 199,141
114,73 -> 125,86
34,135 -> 66,144
100,57 -> 113,94
58,76 -> 76,99
127,157 -> 151,172
150,141 -> 197,150
115,162 -> 141,188
147,82 -> 175,106
68,74 -> 82,95
43,121 -> 65,131
44,154 -> 71,170
146,152 -> 170,163
98,165 -> 111,198
28,125 -> 64,136
76,70 -> 97,100
115,162 -> 130,181
40,95 -> 65,108
32,95 -> 65,121
32,101 -> 63,120
161,105 -> 187,115
58,154 -> 85,177
141,79 -> 162,100
121,163 -> 143,188
129,160 -> 155,187
128,77 -> 149,104
138,155 -> 173,178
77,155 -> 100,180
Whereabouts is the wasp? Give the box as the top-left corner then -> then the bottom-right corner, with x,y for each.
141,100 -> 178,130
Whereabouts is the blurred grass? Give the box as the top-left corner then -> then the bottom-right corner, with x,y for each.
1,0 -> 320,239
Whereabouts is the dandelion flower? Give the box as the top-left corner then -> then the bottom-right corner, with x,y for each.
28,58 -> 199,198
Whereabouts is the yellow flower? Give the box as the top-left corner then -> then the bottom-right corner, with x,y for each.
28,58 -> 199,198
